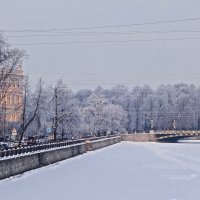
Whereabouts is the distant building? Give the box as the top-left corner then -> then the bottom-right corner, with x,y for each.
0,65 -> 24,123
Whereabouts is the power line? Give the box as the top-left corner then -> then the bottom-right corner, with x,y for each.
26,72 -> 200,75
27,80 -> 200,88
27,73 -> 200,85
2,16 -> 200,33
29,78 -> 200,81
5,29 -> 200,38
27,77 -> 200,82
11,37 -> 200,46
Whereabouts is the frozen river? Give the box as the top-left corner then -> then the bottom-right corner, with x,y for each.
1,141 -> 200,200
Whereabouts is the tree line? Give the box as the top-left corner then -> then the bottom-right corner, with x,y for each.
19,80 -> 200,141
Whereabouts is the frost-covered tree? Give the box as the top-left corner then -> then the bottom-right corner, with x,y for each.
81,91 -> 108,136
81,90 -> 127,136
51,80 -> 80,141
102,104 -> 127,133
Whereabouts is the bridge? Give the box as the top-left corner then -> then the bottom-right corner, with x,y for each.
155,131 -> 200,142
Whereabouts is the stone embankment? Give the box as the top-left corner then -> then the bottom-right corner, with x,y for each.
0,134 -> 155,180
121,133 -> 156,142
0,136 -> 121,180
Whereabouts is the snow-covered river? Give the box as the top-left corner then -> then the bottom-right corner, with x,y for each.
0,141 -> 200,200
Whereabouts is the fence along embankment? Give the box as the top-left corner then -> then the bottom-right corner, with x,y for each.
0,136 -> 121,180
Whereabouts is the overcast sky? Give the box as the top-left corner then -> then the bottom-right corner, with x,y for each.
1,0 -> 200,90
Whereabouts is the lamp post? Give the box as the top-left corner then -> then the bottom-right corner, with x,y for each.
53,87 -> 58,142
173,119 -> 176,131
150,119 -> 154,130
3,101 -> 7,142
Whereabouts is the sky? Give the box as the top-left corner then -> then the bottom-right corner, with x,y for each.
1,0 -> 200,91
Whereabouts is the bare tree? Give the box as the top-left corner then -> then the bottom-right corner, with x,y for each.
17,78 -> 43,147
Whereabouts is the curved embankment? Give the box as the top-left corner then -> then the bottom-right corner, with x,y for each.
0,136 -> 121,180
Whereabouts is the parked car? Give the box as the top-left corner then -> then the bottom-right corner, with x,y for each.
27,136 -> 36,146
0,143 -> 9,151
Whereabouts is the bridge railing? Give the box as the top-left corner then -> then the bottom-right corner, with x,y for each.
157,130 -> 200,135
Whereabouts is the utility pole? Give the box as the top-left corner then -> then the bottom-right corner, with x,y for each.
53,87 -> 58,142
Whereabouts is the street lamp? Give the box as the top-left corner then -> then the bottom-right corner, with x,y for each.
173,119 -> 176,131
3,101 -> 7,142
150,119 -> 154,130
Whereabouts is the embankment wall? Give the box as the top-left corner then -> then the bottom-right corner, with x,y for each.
121,133 -> 156,142
0,137 -> 121,180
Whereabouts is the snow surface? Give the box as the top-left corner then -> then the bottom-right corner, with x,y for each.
1,141 -> 200,200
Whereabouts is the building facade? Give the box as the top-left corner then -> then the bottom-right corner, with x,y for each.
0,65 -> 24,124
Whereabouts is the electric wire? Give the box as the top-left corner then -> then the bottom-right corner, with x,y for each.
5,29 -> 200,38
2,16 -> 200,33
11,37 -> 200,46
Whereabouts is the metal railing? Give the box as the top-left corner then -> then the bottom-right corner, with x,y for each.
0,135 -> 118,158
0,139 -> 86,158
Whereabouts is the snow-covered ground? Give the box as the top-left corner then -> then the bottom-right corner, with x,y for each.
1,141 -> 200,200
